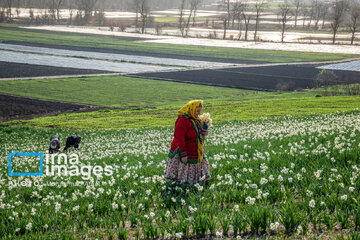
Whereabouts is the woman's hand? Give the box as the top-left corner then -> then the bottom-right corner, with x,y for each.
181,156 -> 188,165
202,129 -> 208,136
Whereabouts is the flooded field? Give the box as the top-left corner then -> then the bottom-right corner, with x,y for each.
0,43 -> 233,68
318,61 -> 360,72
25,26 -> 360,53
0,50 -> 179,73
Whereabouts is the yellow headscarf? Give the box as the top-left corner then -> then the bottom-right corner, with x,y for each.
178,100 -> 203,119
177,100 -> 204,165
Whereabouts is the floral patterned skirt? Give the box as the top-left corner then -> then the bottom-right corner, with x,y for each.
164,154 -> 211,185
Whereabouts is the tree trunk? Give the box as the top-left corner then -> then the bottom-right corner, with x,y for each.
141,18 -> 145,33
238,17 -> 242,39
281,23 -> 285,43
254,18 -> 259,41
223,18 -> 227,39
244,17 -> 249,41
192,8 -> 197,27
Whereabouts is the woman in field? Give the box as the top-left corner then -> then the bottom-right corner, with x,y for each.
164,100 -> 211,185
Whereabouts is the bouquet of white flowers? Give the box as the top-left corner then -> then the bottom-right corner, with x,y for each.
199,112 -> 212,130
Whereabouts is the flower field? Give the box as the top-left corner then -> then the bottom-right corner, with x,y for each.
1,111 -> 360,239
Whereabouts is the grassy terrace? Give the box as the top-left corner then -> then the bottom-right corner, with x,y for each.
13,96 -> 360,129
0,25 -> 357,63
1,75 -> 360,129
0,75 -> 318,108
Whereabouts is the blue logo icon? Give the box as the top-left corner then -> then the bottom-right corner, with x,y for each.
8,150 -> 43,176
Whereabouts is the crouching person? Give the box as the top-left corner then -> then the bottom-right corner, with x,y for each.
63,135 -> 81,151
49,136 -> 60,153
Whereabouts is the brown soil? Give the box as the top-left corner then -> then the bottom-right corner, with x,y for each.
0,93 -> 103,122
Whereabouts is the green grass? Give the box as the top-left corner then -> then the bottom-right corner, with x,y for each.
0,76 -> 256,107
12,95 -> 360,129
0,25 -> 356,63
0,75 -> 318,108
2,75 -> 360,129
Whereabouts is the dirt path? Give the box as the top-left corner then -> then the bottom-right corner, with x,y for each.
0,93 -> 103,122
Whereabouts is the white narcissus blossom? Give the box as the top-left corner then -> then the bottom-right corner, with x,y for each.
297,225 -> 303,234
245,196 -> 256,205
270,222 -> 280,231
306,190 -> 313,197
25,222 -> 32,231
112,202 -> 118,210
309,199 -> 315,208
189,206 -> 197,213
341,195 -> 348,201
165,210 -> 171,217
233,205 -> 239,211
175,232 -> 183,239
88,204 -> 93,211
314,170 -> 322,179
260,178 -> 268,185
55,202 -> 61,212
72,205 -> 80,211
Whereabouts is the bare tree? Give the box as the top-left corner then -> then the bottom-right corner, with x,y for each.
300,4 -> 308,29
15,0 -> 20,18
132,0 -> 141,30
278,3 -> 292,43
226,0 -> 230,27
253,0 -> 266,41
185,1 -> 195,36
330,0 -> 349,44
291,0 -> 301,29
48,0 -> 56,22
76,0 -> 97,24
65,0 -> 74,25
313,0 -> 325,30
308,1 -> 315,28
178,0 -> 186,37
139,0 -> 150,34
54,0 -> 63,24
219,0 -> 230,39
321,3 -> 330,28
231,1 -> 246,38
5,0 -> 13,21
242,10 -> 251,40
349,1 -> 360,44
191,0 -> 202,27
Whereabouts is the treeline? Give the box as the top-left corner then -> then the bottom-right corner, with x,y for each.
211,0 -> 360,44
0,0 -> 359,44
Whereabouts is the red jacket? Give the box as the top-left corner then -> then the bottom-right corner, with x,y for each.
169,116 -> 199,160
